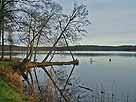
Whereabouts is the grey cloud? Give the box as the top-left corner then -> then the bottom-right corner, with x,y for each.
55,0 -> 136,45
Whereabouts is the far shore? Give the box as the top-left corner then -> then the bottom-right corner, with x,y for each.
1,45 -> 136,52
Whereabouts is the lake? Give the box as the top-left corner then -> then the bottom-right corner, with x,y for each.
73,51 -> 136,102
17,51 -> 136,102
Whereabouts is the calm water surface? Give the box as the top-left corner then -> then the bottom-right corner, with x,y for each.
55,51 -> 136,101
18,51 -> 136,101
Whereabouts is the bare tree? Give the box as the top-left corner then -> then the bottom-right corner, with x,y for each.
1,0 -> 91,101
0,0 -> 17,59
17,0 -> 62,61
0,0 -> 40,59
42,2 -> 91,62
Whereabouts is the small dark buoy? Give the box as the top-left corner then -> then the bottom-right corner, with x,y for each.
109,58 -> 111,62
90,58 -> 93,64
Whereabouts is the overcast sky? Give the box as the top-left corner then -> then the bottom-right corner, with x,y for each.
55,0 -> 136,45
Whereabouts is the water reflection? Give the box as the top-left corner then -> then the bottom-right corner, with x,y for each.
14,51 -> 136,101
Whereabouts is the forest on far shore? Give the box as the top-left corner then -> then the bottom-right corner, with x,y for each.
1,45 -> 136,51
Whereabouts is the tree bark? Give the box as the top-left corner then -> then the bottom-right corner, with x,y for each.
1,19 -> 4,59
9,44 -> 12,60
0,23 -> 1,51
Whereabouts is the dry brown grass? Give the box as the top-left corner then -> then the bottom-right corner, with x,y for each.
0,57 -> 22,63
0,60 -> 39,102
0,68 -> 7,76
0,65 -> 23,92
9,72 -> 23,89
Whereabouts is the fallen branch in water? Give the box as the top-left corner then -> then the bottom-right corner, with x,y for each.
27,59 -> 79,68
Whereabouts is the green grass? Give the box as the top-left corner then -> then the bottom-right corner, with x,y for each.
0,61 -> 16,68
0,61 -> 29,102
0,80 -> 28,102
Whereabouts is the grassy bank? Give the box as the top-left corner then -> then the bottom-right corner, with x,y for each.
0,60 -> 29,102
0,80 -> 28,102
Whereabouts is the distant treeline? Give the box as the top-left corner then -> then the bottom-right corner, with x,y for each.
1,45 -> 136,51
